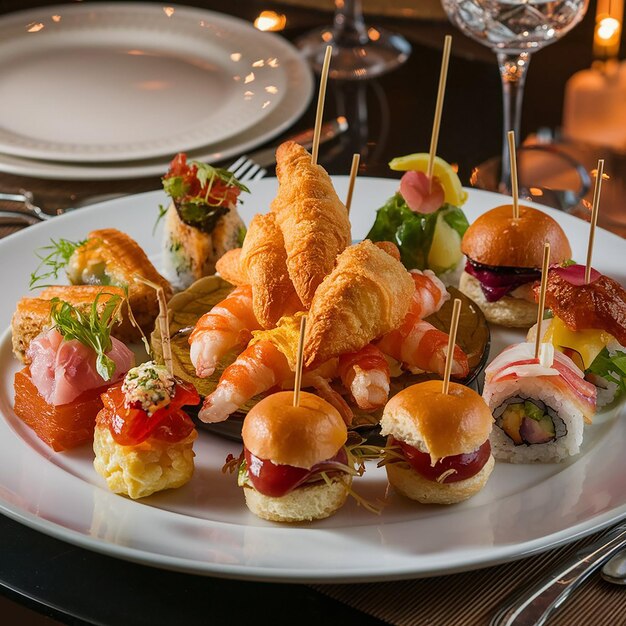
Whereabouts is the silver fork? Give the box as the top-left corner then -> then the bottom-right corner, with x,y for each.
227,156 -> 267,183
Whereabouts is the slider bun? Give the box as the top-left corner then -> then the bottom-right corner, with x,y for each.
461,205 -> 571,268
385,455 -> 494,505
242,391 -> 347,469
459,271 -> 538,328
243,474 -> 351,523
380,380 -> 492,460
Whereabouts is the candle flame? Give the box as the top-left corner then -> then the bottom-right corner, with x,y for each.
254,11 -> 286,32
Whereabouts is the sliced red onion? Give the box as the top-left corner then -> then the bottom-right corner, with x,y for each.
554,264 -> 601,286
465,261 -> 540,302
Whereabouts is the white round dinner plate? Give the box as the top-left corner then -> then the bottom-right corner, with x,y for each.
0,3 -> 301,163
0,36 -> 313,180
0,179 -> 624,583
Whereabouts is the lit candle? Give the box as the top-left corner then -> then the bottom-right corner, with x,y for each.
594,0 -> 623,60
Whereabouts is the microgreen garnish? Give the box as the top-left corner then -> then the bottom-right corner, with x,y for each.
49,293 -> 122,381
153,203 -> 170,235
29,238 -> 86,290
192,162 -> 250,197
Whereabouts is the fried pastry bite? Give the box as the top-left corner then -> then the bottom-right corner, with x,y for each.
215,248 -> 248,286
304,240 -> 414,368
67,228 -> 172,336
271,141 -> 351,308
240,212 -> 303,329
93,362 -> 199,499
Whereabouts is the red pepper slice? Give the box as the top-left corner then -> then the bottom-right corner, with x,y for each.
99,381 -> 199,446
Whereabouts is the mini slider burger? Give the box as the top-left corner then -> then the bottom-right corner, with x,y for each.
459,205 -> 571,328
379,380 -> 494,504
236,391 -> 353,522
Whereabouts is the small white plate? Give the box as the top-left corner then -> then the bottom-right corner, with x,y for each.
0,4 -> 297,163
0,179 -> 624,582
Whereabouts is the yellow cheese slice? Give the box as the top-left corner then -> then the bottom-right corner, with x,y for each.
545,317 -> 614,370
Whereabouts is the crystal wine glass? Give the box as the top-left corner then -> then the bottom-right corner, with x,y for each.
296,0 -> 411,80
442,0 -> 589,192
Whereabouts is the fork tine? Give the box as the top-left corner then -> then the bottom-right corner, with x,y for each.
232,160 -> 254,180
238,163 -> 262,182
251,167 -> 268,181
227,156 -> 246,173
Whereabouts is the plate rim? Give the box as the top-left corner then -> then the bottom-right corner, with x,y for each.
0,179 -> 625,582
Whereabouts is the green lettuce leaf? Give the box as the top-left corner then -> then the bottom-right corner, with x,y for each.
587,347 -> 626,393
366,194 -> 468,271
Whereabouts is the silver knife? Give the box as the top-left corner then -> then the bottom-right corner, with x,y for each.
491,520 -> 626,626
237,116 -> 348,169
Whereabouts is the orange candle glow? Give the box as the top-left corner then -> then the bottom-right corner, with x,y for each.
594,0 -> 623,59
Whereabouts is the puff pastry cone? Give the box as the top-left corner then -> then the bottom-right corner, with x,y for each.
271,141 -> 351,308
215,248 -> 248,287
240,212 -> 304,329
304,240 -> 414,368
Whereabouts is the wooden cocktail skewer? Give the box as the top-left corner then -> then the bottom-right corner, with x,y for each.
442,298 -> 462,395
311,46 -> 333,166
134,275 -> 173,375
508,130 -> 520,220
293,315 -> 308,407
345,153 -> 360,214
427,35 -> 452,190
156,287 -> 173,376
534,242 -> 551,360
585,158 -> 604,284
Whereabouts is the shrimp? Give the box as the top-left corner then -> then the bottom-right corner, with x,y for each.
377,313 -> 469,378
199,339 -> 353,424
189,285 -> 261,378
409,269 -> 449,318
199,340 -> 291,422
338,344 -> 390,411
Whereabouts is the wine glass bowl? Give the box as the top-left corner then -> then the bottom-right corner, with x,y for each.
441,0 -> 589,192
443,0 -> 589,53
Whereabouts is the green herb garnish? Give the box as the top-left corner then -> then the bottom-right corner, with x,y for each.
160,161 -> 250,233
29,238 -> 86,290
49,293 -> 122,381
588,347 -> 626,394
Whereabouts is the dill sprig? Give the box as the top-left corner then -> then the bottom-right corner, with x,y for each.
29,238 -> 86,290
49,293 -> 122,381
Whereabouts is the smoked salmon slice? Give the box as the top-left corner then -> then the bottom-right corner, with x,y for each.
13,367 -> 107,452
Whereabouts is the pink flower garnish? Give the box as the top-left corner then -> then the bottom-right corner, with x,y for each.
554,264 -> 601,286
399,171 -> 445,214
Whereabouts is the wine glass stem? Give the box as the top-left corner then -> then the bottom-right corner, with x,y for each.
332,0 -> 369,46
497,52 -> 530,193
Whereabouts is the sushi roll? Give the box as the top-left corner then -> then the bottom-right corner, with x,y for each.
483,342 -> 596,463
160,153 -> 248,291
93,362 -> 199,499
529,264 -> 626,408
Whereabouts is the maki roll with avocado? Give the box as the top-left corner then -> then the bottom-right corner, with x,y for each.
483,342 -> 596,463
160,153 -> 248,291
